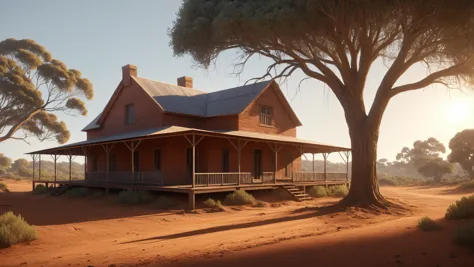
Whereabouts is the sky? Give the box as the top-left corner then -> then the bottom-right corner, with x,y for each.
1,0 -> 474,164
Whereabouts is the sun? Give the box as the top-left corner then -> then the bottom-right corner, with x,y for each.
444,98 -> 471,125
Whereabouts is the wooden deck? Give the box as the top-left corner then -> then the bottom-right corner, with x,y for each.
33,179 -> 350,194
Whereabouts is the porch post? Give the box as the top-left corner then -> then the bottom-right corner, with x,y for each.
238,140 -> 241,185
192,134 -> 196,188
312,153 -> 315,172
52,154 -> 58,188
81,146 -> 88,181
188,191 -> 195,210
323,153 -> 328,183
312,153 -> 315,181
68,154 -> 72,182
31,154 -> 37,191
102,143 -> 115,195
38,154 -> 41,182
274,144 -> 278,184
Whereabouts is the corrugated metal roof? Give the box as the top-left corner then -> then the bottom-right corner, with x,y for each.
28,126 -> 350,155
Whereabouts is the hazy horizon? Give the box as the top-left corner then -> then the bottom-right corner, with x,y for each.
1,0 -> 473,163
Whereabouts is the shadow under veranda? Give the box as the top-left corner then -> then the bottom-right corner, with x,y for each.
0,189 -> 188,226
153,218 -> 474,267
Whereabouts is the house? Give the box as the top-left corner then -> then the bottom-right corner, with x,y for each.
28,64 -> 350,209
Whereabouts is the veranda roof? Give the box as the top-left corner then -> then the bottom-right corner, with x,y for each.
27,126 -> 350,155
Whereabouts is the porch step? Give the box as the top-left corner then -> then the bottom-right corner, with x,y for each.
280,186 -> 311,202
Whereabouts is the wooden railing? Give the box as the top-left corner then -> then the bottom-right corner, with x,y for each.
293,171 -> 348,182
195,172 -> 246,186
262,172 -> 274,183
293,171 -> 325,182
85,172 -> 163,185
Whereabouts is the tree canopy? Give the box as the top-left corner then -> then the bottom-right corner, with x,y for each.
0,153 -> 11,169
417,158 -> 453,182
170,0 -> 474,208
396,137 -> 446,167
448,129 -> 474,179
0,38 -> 94,144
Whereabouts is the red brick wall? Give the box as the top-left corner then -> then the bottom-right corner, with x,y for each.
87,80 -> 164,140
238,85 -> 297,137
204,115 -> 239,131
162,113 -> 204,129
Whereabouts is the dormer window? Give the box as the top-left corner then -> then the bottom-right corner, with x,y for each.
259,105 -> 272,126
125,104 -> 135,125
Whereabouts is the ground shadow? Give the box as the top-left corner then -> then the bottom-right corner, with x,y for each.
152,218 -> 474,267
0,190 -> 188,226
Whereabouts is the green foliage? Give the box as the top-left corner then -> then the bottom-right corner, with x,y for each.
460,180 -> 474,189
417,158 -> 454,182
253,200 -> 266,208
379,176 -> 419,186
224,190 -> 257,206
0,153 -> 11,169
454,220 -> 474,248
417,216 -> 441,231
308,186 -> 327,198
0,169 -> 6,176
118,190 -> 154,205
203,198 -> 224,211
448,129 -> 474,179
327,185 -> 349,197
66,187 -> 90,198
0,211 -> 37,248
33,184 -> 48,194
153,196 -> 178,209
0,38 -> 94,144
396,138 -> 447,166
0,182 -> 9,192
445,195 -> 474,220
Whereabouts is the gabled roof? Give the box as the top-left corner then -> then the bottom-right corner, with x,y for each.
83,77 -> 301,131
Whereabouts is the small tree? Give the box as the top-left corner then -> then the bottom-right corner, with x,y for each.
448,129 -> 474,179
396,138 -> 446,167
0,153 -> 11,169
0,38 -> 93,144
170,0 -> 474,208
418,158 -> 453,182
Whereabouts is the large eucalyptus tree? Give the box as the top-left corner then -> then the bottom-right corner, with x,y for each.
169,0 -> 474,208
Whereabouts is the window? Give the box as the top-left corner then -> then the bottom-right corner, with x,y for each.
109,153 -> 117,172
253,150 -> 263,179
153,149 -> 161,171
259,105 -> 272,126
125,104 -> 135,125
222,149 -> 230,172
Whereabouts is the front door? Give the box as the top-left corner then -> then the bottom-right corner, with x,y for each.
253,150 -> 262,180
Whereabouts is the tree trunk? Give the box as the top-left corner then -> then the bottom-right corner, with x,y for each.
340,108 -> 390,209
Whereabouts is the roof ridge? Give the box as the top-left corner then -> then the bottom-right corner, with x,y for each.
135,76 -> 207,94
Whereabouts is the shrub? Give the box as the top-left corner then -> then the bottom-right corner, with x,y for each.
417,216 -> 441,231
203,198 -> 225,211
0,211 -> 37,248
224,190 -> 257,206
33,184 -> 48,194
66,187 -> 90,198
252,200 -> 266,208
308,186 -> 327,198
445,195 -> 474,220
0,169 -> 6,176
460,181 -> 474,189
153,196 -> 178,209
119,190 -> 154,205
454,220 -> 474,248
379,176 -> 419,186
0,182 -> 9,192
328,185 -> 349,197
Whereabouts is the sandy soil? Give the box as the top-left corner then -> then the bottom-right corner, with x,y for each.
1,179 -> 474,267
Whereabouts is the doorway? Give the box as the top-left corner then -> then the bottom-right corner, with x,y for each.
253,150 -> 262,181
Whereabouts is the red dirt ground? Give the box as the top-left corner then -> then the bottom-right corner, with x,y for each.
1,179 -> 474,267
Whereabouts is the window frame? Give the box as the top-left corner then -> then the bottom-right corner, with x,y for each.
259,105 -> 273,126
125,103 -> 135,125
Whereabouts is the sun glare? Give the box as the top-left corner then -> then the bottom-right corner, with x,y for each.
444,98 -> 472,125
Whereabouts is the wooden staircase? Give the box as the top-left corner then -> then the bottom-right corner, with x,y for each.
281,185 -> 312,202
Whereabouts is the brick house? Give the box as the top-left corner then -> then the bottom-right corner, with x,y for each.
29,64 -> 350,208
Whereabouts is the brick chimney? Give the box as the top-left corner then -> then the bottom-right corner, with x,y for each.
177,76 -> 193,88
122,64 -> 137,86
